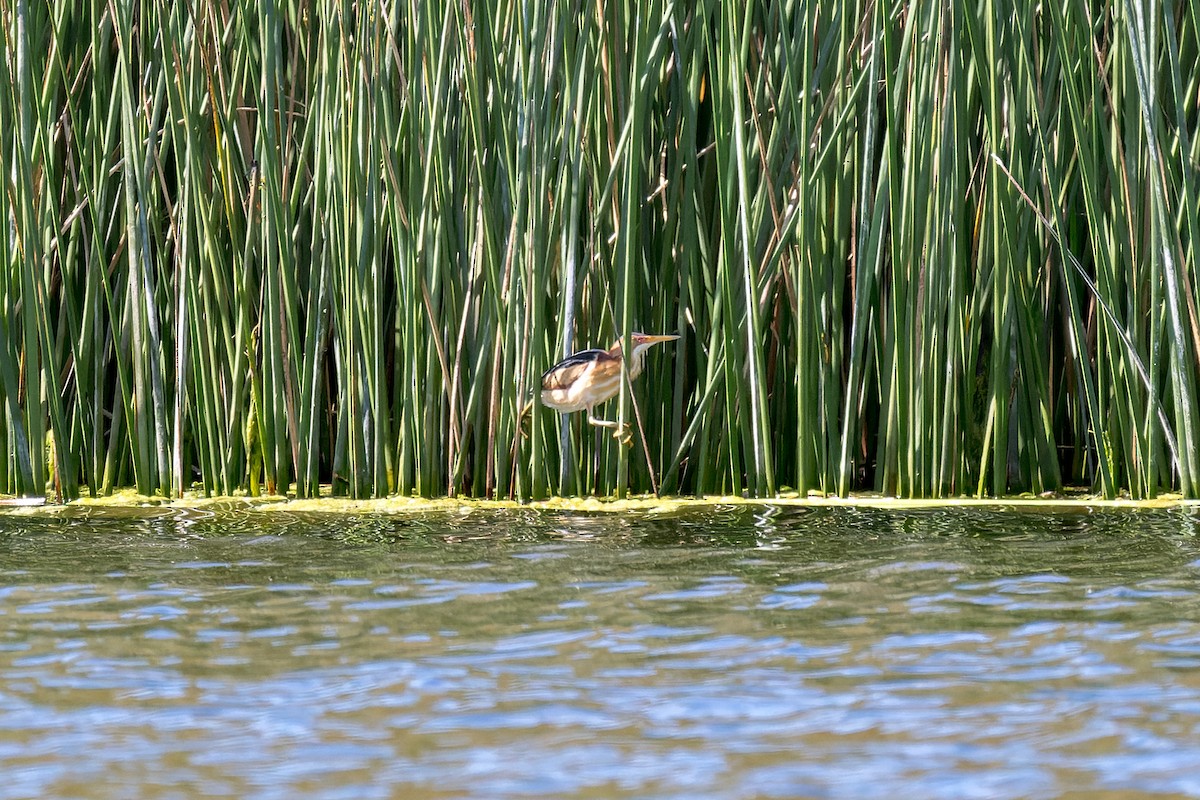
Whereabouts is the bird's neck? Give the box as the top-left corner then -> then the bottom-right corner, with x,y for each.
608,340 -> 647,379
627,346 -> 648,380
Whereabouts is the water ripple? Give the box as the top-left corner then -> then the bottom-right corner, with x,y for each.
3,506 -> 1200,798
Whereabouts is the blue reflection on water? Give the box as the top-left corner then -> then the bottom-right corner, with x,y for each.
1,505 -> 1200,798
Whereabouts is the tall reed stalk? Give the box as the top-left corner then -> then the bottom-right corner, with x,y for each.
2,0 -> 1197,500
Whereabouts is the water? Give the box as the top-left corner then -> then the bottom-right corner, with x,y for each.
2,504 -> 1200,799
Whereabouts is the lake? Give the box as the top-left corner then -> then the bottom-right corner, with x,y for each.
2,503 -> 1199,798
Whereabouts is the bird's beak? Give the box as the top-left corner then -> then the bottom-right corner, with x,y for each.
640,334 -> 681,345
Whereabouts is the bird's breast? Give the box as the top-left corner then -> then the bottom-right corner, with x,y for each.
540,359 -> 622,412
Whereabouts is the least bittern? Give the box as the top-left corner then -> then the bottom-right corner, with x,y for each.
534,332 -> 679,443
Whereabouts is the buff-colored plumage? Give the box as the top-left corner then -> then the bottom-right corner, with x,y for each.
538,332 -> 679,439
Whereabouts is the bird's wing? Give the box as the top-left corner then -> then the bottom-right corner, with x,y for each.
541,349 -> 608,390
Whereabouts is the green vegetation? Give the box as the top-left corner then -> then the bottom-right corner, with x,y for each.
1,0 -> 1197,501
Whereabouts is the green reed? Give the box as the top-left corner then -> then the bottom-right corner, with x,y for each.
1,0 -> 1197,500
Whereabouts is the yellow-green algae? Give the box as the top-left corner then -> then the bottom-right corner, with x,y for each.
2,487 -> 1198,515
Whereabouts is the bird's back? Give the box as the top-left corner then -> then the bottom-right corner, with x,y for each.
540,348 -> 621,412
541,349 -> 610,390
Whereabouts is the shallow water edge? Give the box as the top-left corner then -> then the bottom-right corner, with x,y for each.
2,489 -> 1199,517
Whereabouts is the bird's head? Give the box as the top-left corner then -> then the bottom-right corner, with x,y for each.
610,332 -> 681,356
631,332 -> 680,352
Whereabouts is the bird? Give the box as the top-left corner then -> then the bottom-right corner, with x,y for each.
533,332 -> 680,443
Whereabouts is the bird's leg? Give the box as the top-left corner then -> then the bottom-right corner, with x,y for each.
586,410 -> 632,447
585,410 -> 619,430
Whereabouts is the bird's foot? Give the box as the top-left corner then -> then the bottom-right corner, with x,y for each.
517,400 -> 536,438
612,423 -> 633,447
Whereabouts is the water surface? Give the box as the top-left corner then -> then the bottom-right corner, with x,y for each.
2,504 -> 1200,798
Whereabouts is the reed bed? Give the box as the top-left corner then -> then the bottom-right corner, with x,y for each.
1,0 -> 1197,500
